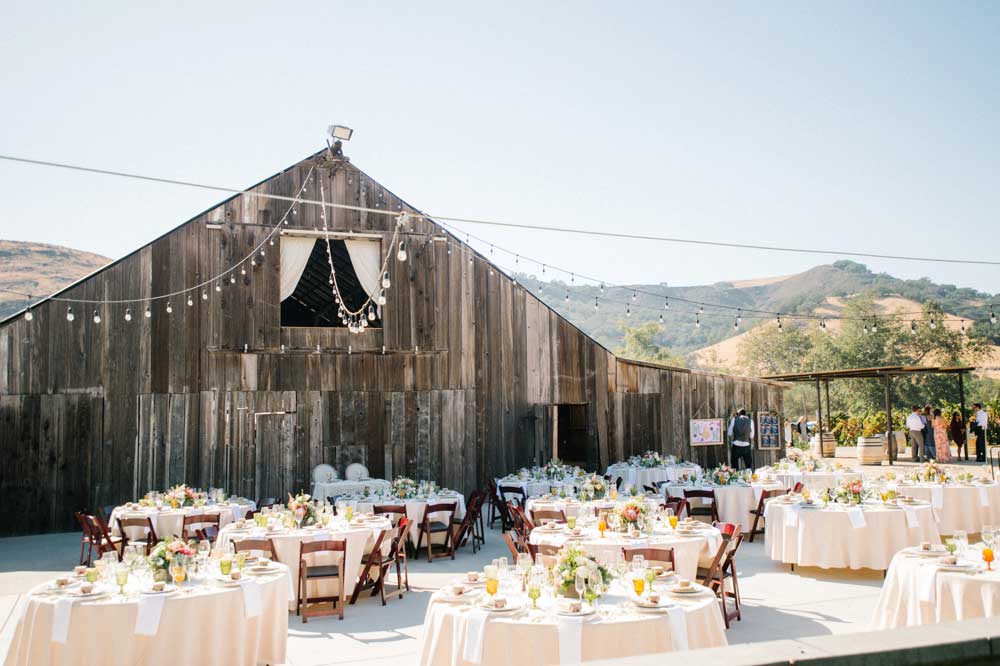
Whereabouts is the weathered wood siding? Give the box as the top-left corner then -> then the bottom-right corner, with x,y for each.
0,149 -> 784,535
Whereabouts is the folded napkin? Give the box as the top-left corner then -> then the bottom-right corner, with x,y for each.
312,531 -> 330,541
918,562 -> 938,603
784,505 -> 801,528
557,616 -> 583,666
900,506 -> 919,528
980,487 -> 990,508
239,580 -> 262,618
134,593 -> 167,636
462,609 -> 489,664
845,507 -> 866,529
666,605 -> 689,651
930,486 -> 944,509
51,597 -> 75,644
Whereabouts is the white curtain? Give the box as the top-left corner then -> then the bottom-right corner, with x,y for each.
279,237 -> 316,301
344,239 -> 382,299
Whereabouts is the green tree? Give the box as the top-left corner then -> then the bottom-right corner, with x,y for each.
616,321 -> 686,367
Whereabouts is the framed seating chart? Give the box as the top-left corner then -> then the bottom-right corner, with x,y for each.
757,411 -> 782,450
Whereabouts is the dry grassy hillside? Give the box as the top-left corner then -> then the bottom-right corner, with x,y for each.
0,240 -> 109,319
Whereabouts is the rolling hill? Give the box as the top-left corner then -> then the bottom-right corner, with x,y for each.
0,241 -> 109,319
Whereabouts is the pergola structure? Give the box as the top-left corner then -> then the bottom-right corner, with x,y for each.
763,365 -> 976,464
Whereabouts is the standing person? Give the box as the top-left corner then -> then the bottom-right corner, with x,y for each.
728,409 -> 755,471
950,411 -> 967,461
973,403 -> 989,462
906,406 -> 925,462
796,416 -> 809,445
922,405 -> 936,461
933,408 -> 951,462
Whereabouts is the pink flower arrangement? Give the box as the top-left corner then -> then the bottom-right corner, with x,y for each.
849,480 -> 864,495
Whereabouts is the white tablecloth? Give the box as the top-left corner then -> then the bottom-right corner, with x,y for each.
215,517 -> 391,609
312,478 -> 391,500
764,501 -> 941,570
765,470 -> 862,492
418,580 -> 726,666
525,498 -> 617,521
664,483 -> 785,532
528,524 -> 722,581
4,565 -> 289,666
110,501 -> 255,539
606,464 -> 702,490
871,546 -> 999,628
496,477 -> 581,499
890,482 -> 1000,535
355,494 -> 467,546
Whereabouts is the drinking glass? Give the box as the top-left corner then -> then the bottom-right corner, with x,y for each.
234,552 -> 247,571
944,539 -> 957,555
575,571 -> 587,599
644,566 -> 656,591
484,565 -> 499,597
85,567 -> 99,583
631,555 -> 645,573
527,570 -> 543,609
983,548 -> 994,571
170,563 -> 186,589
668,515 -> 679,529
220,558 -> 233,576
631,572 -> 645,597
497,557 -> 508,580
597,517 -> 607,538
517,553 -> 532,589
567,516 -> 577,530
955,530 -> 969,557
982,525 -> 996,549
115,565 -> 129,596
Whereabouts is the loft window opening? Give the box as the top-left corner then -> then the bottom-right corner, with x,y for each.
279,237 -> 383,328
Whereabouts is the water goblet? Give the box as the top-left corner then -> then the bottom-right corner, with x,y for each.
115,564 -> 129,596
574,571 -> 587,600
982,525 -> 995,549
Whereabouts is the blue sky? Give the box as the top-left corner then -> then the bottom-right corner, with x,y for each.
1,1 -> 997,292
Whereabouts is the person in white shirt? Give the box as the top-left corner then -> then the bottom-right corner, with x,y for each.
905,406 -> 925,461
727,409 -> 755,471
973,403 -> 989,462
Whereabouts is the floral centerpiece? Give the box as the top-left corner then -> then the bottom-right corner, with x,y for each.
544,458 -> 566,479
615,498 -> 651,528
287,493 -> 317,526
639,451 -> 664,468
915,460 -> 951,484
147,538 -> 195,581
834,479 -> 866,504
578,474 -> 608,500
709,464 -> 747,486
391,477 -> 417,499
552,544 -> 611,597
165,484 -> 198,508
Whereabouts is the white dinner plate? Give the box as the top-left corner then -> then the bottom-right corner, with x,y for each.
478,600 -> 523,613
554,604 -> 596,617
141,584 -> 178,595
669,586 -> 701,595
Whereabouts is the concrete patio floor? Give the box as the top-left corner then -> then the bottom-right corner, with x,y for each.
0,451 -> 993,665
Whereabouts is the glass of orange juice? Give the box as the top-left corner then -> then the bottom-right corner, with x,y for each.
484,565 -> 499,596
983,548 -> 994,571
610,488 -> 618,501
170,563 -> 186,588
668,515 -> 679,529
597,518 -> 607,537
631,573 -> 645,596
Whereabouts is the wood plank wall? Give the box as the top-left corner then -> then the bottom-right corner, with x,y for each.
0,150 -> 785,535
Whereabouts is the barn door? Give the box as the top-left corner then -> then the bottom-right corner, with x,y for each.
533,404 -> 555,466
135,394 -> 199,497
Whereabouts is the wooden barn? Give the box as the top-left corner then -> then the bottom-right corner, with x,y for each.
0,146 -> 786,536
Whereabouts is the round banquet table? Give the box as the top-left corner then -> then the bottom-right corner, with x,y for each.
418,579 -> 726,666
3,564 -> 289,666
525,498 -> 617,521
109,500 -> 256,539
764,500 -> 940,570
765,470 -> 862,492
497,477 -> 581,499
312,478 -> 391,501
888,482 -> 1000,535
663,482 -> 785,532
528,523 -> 722,581
353,493 -> 467,546
215,516 -> 391,610
871,544 -> 999,629
606,464 -> 702,490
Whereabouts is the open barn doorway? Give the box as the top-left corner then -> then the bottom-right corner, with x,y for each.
556,404 -> 589,468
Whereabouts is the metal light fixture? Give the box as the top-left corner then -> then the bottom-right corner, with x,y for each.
328,125 -> 354,141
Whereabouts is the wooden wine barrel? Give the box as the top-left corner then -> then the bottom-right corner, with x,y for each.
857,435 -> 885,465
810,431 -> 837,458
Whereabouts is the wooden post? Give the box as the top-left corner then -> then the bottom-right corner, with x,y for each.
815,379 -> 823,454
884,374 -> 894,465
959,372 -> 968,461
824,380 -> 832,430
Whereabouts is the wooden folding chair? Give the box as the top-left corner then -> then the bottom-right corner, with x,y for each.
487,479 -> 502,529
698,523 -> 742,628
117,516 -> 159,555
84,514 -> 122,562
182,513 -> 221,541
683,489 -> 720,523
453,493 -> 484,553
414,502 -> 458,562
502,531 -> 523,560
232,537 -> 279,561
621,546 -> 675,573
791,482 -> 804,494
75,512 -> 94,565
662,497 -> 688,519
530,508 -> 567,525
373,504 -> 407,525
258,497 -> 278,509
297,539 -> 347,621
747,489 -> 786,543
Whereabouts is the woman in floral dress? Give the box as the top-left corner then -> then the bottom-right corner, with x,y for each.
933,408 -> 952,462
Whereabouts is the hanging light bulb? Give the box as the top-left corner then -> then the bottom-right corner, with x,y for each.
930,317 -> 936,329
377,292 -> 386,306
570,274 -> 575,284
864,321 -> 869,334
564,290 -> 569,301
446,241 -> 451,255
737,309 -> 743,325
230,274 -> 237,284
820,318 -> 827,332
216,281 -> 222,292
381,271 -> 391,289
145,305 -> 151,319
250,258 -> 256,268
542,264 -> 546,274
992,308 -> 997,325
124,308 -> 132,322
515,254 -> 519,264
468,254 -> 473,266
92,309 -> 101,324
594,297 -> 599,310
489,244 -> 494,255
777,314 -> 783,332
911,320 -> 917,335
626,305 -> 631,317
961,320 -> 966,335
734,316 -> 739,329
202,289 -> 208,301
537,283 -> 543,294
166,302 -> 173,314
632,291 -> 637,302
599,283 -> 604,293
658,314 -> 664,324
66,306 -> 74,322
367,306 -> 376,321
24,307 -> 33,321
695,316 -> 701,328
187,295 -> 194,307
698,305 -> 704,315
396,212 -> 409,228
241,265 -> 247,276
269,237 -> 275,246
871,319 -> 878,334
664,298 -> 669,310
397,241 -> 407,262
